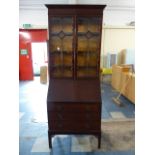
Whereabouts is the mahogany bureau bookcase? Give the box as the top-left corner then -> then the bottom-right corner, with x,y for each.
45,4 -> 106,149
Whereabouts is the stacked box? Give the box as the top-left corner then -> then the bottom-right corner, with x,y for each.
111,65 -> 130,91
40,66 -> 47,84
121,72 -> 135,103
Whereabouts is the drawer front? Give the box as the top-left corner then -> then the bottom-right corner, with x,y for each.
47,103 -> 100,112
48,120 -> 100,132
48,111 -> 100,121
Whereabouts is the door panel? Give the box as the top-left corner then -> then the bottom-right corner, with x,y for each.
49,17 -> 74,78
19,42 -> 33,80
76,17 -> 101,78
19,29 -> 48,81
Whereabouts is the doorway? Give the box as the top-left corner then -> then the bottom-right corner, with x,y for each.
31,42 -> 47,76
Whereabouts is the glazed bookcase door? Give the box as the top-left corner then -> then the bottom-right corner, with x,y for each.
76,17 -> 101,78
49,17 -> 74,78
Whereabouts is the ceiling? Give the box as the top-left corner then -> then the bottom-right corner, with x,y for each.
19,0 -> 135,11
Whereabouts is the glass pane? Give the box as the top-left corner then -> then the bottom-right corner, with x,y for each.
77,17 -> 100,78
51,67 -> 72,78
51,54 -> 62,66
50,36 -> 62,52
63,69 -> 72,77
87,69 -> 97,77
88,54 -> 97,66
77,53 -> 97,67
52,68 -> 62,77
50,36 -> 73,53
88,18 -> 101,32
51,17 -> 73,33
49,17 -> 74,78
78,18 -> 89,33
51,18 -> 62,33
77,54 -> 86,67
62,18 -> 73,33
77,68 -> 97,77
63,55 -> 72,66
89,36 -> 100,52
77,36 -> 98,68
77,69 -> 87,77
77,36 -> 99,53
77,36 -> 88,52
63,36 -> 73,52
78,17 -> 100,33
50,54 -> 73,67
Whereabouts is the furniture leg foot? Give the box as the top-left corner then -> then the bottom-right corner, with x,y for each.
98,133 -> 101,149
48,131 -> 52,148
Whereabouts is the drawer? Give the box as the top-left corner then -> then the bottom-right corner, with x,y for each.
47,103 -> 100,112
48,111 -> 100,121
48,120 -> 100,132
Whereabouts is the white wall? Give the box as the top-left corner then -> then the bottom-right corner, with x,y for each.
104,10 -> 134,26
19,0 -> 135,68
19,9 -> 134,28
19,9 -> 48,28
102,27 -> 135,54
100,26 -> 135,67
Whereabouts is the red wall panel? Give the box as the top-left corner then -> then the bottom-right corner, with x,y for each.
19,29 -> 48,80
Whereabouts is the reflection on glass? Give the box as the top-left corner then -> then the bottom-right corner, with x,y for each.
63,36 -> 73,52
77,55 -> 86,66
50,37 -> 61,52
49,16 -> 100,78
88,54 -> 97,66
89,37 -> 99,51
77,68 -> 97,77
51,17 -> 73,33
50,17 -> 73,78
76,17 -> 100,78
78,17 -> 100,33
63,55 -> 72,66
52,68 -> 62,77
50,37 -> 73,53
63,69 -> 72,77
51,55 -> 61,66
78,37 -> 88,52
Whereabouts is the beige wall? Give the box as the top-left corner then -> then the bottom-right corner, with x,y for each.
100,26 -> 135,67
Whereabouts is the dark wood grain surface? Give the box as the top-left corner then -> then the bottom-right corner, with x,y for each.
47,79 -> 101,103
46,4 -> 106,149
